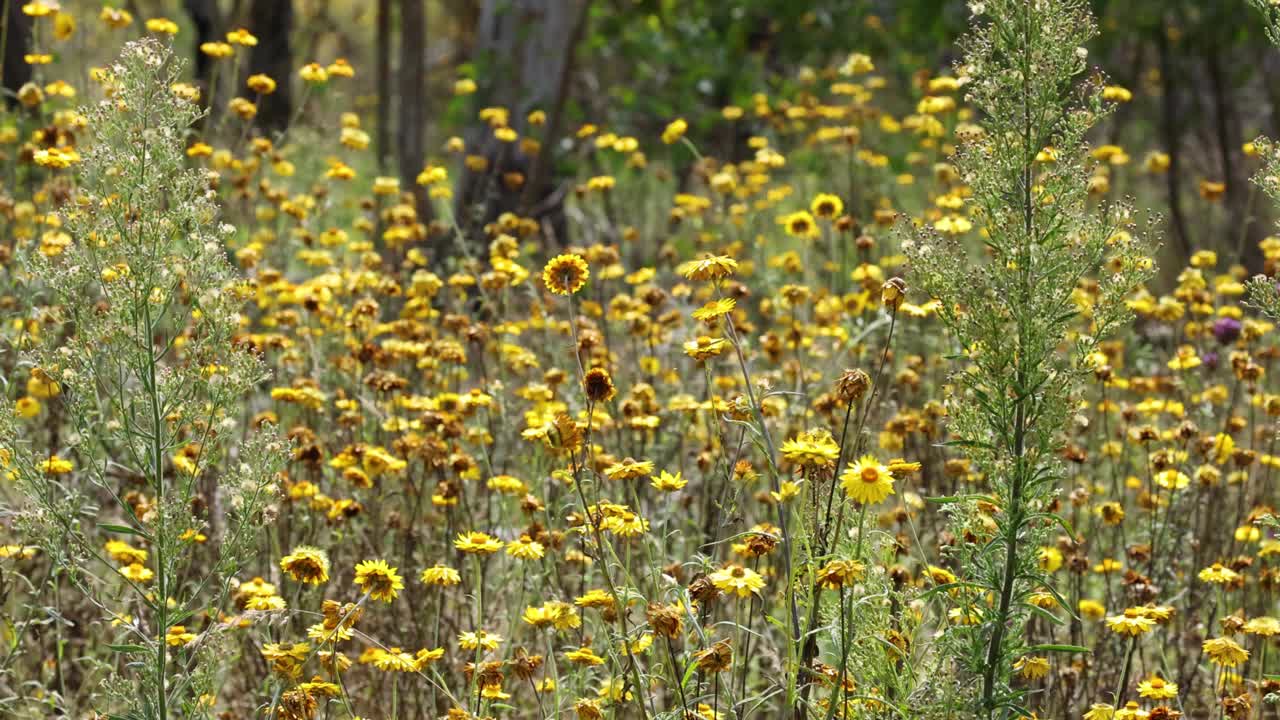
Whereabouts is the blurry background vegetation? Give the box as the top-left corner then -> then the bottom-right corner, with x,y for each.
8,0 -> 1280,282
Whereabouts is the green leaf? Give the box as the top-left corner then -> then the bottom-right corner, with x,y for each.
1028,511 -> 1078,539
99,523 -> 143,536
940,439 -> 993,450
1027,643 -> 1091,654
927,493 -> 996,505
919,580 -> 991,600
1026,604 -> 1066,627
1004,701 -> 1034,717
1036,582 -> 1081,624
107,643 -> 148,654
680,653 -> 699,688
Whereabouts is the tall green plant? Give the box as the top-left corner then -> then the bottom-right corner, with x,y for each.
906,1 -> 1150,715
1247,2 -> 1280,315
1245,134 -> 1280,319
0,39 -> 285,718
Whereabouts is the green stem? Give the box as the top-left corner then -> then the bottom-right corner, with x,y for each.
822,588 -> 850,720
853,504 -> 869,559
665,635 -> 689,715
1113,635 -> 1137,706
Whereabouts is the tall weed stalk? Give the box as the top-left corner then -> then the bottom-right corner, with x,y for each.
0,39 -> 286,718
907,1 -> 1151,715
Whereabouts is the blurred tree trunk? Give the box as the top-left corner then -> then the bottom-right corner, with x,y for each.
246,0 -> 294,134
376,0 -> 392,172
1206,48 -> 1260,271
398,0 -> 428,214
184,0 -> 220,87
518,2 -> 591,220
1,0 -> 32,103
457,0 -> 591,247
1264,48 -> 1280,142
1157,16 -> 1192,263
184,0 -> 220,122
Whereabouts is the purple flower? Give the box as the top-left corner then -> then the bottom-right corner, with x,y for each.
1201,351 -> 1219,371
1212,317 -> 1242,345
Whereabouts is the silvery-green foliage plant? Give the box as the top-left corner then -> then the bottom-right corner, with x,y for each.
905,0 -> 1152,716
0,39 -> 287,719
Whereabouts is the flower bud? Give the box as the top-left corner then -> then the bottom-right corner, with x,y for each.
835,368 -> 872,404
881,277 -> 907,309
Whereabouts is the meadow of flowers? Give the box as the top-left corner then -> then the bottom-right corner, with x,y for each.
9,0 -> 1280,719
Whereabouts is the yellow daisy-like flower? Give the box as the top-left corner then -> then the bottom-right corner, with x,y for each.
300,62 -> 329,83
603,458 -> 654,480
524,601 -> 581,631
1013,655 -> 1050,680
39,455 -> 73,474
373,647 -> 418,672
1131,604 -> 1174,623
683,335 -> 728,360
840,455 -> 895,505
651,470 -> 687,492
281,546 -> 331,585
200,42 -> 234,58
1078,599 -> 1106,620
582,367 -> 617,403
119,563 -> 154,583
781,210 -> 820,239
522,605 -> 557,629
420,564 -> 462,586
780,429 -> 841,469
1137,675 -> 1178,700
1154,469 -> 1189,490
414,647 -> 445,670
708,564 -> 766,598
226,27 -> 258,45
27,368 -> 60,398
542,254 -> 590,295
1244,616 -> 1280,637
298,679 -> 341,697
1038,546 -> 1063,573
353,559 -> 404,603
105,539 -> 147,566
575,698 -> 604,719
15,396 -> 41,418
247,73 -> 277,95
1082,704 -> 1115,720
458,630 -> 503,652
1105,609 -> 1155,637
564,645 -> 606,666
145,17 -> 179,35
662,117 -> 687,144
165,625 -> 196,647
455,531 -> 504,554
810,193 -> 844,219
691,297 -> 736,322
1203,636 -> 1249,667
677,254 -> 739,282
1197,563 -> 1239,585
505,535 -> 546,561
816,559 -> 865,590
246,594 -> 286,611
1166,344 -> 1201,370
54,13 -> 76,40
100,6 -> 134,28
22,2 -> 55,17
